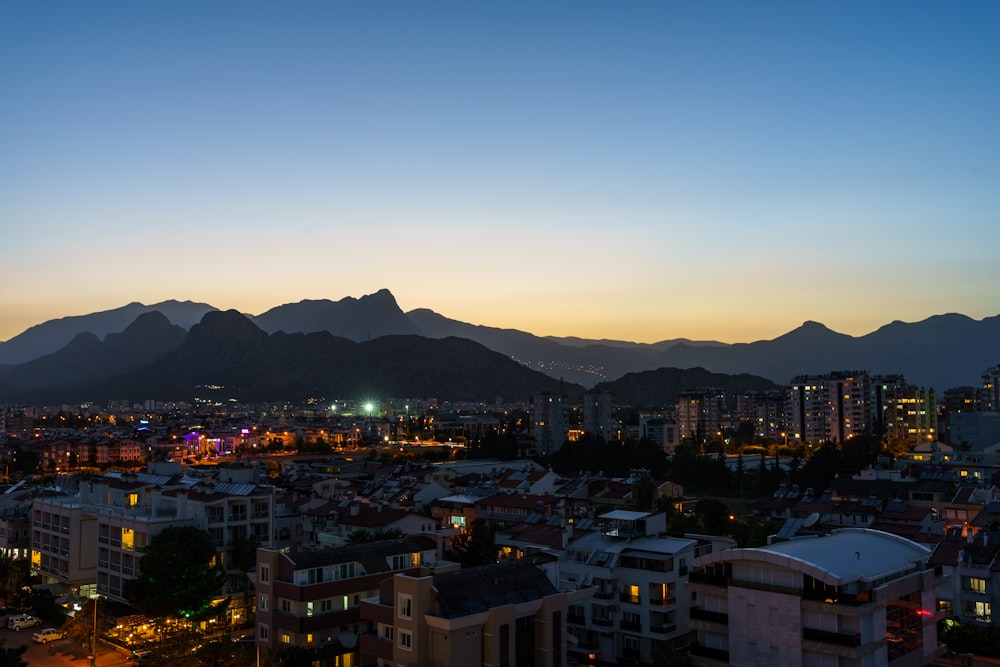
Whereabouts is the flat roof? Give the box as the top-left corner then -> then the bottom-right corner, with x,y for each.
599,510 -> 652,521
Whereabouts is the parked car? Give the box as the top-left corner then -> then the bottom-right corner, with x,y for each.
32,628 -> 62,643
7,614 -> 41,630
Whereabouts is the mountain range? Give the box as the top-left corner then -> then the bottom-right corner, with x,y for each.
1,289 -> 997,403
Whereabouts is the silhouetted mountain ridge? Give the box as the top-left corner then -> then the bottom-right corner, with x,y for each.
0,310 -> 576,403
1,292 -> 997,392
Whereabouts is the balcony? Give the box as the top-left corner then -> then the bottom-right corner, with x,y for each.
689,607 -> 729,625
802,588 -> 871,607
649,595 -> 676,607
568,612 -> 586,625
359,632 -> 394,662
687,570 -> 728,587
802,627 -> 862,647
592,617 -> 614,627
649,623 -> 676,635
620,619 -> 642,632
619,593 -> 641,605
690,643 -> 729,662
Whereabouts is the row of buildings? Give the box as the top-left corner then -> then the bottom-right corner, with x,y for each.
5,445 -> 999,666
534,365 -> 1000,454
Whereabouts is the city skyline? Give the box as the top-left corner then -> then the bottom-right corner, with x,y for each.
3,1 -> 998,345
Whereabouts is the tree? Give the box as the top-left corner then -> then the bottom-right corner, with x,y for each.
124,526 -> 225,618
0,638 -> 27,667
448,519 -> 498,568
62,598 -> 115,649
631,471 -> 656,512
694,498 -> 730,535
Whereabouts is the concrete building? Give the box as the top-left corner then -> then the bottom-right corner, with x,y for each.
560,510 -> 734,666
359,554 -> 588,667
734,390 -> 787,442
30,494 -> 98,595
675,390 -> 726,445
583,391 -> 618,442
250,536 -> 440,666
983,364 -> 1000,412
534,393 -> 568,454
687,528 -> 944,666
884,386 -> 937,449
788,377 -> 829,445
639,416 -> 680,454
825,371 -> 872,444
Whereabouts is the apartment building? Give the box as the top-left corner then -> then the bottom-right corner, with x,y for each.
534,393 -> 568,454
250,535 -> 440,666
787,377 -> 829,445
674,390 -> 726,445
560,510 -> 734,666
30,493 -> 98,594
734,390 -> 786,442
825,371 -> 872,444
687,528 -> 944,666
359,554 -> 587,667
583,391 -> 618,442
932,512 -> 1000,628
884,386 -> 937,449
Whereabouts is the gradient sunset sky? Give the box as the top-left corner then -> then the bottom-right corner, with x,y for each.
3,1 -> 998,345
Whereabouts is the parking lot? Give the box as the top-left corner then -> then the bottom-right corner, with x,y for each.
3,625 -> 133,667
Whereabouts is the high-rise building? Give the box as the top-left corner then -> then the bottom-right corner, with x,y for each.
982,364 -> 1000,412
533,393 -> 568,454
885,386 -> 937,449
787,377 -> 828,445
734,390 -> 786,441
582,391 -> 618,442
675,389 -> 726,445
825,371 -> 871,444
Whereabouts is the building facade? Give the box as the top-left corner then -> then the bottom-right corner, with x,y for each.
687,528 -> 944,666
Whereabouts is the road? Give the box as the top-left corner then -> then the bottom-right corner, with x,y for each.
2,627 -> 132,667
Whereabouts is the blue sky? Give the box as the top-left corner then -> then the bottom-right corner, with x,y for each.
3,1 -> 998,344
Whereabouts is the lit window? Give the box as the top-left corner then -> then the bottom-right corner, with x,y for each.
280,632 -> 291,644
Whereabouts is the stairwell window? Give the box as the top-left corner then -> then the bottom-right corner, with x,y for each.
399,630 -> 412,650
399,594 -> 412,619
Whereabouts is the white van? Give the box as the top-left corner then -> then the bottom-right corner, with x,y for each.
8,614 -> 41,630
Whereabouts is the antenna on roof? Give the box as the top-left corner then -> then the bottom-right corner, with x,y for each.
803,512 -> 820,528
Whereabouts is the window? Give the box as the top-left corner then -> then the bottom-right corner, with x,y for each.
398,594 -> 412,619
280,632 -> 291,645
259,565 -> 270,583
258,624 -> 269,641
306,602 -> 313,617
382,625 -> 394,641
126,493 -> 139,508
411,551 -> 422,566
259,594 -> 268,611
399,630 -> 412,650
280,599 -> 291,613
968,578 -> 987,594
320,599 -> 332,612
390,554 -> 408,570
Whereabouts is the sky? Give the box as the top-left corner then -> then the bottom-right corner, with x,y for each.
2,1 -> 998,345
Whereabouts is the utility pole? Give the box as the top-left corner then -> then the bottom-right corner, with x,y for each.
89,596 -> 98,667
